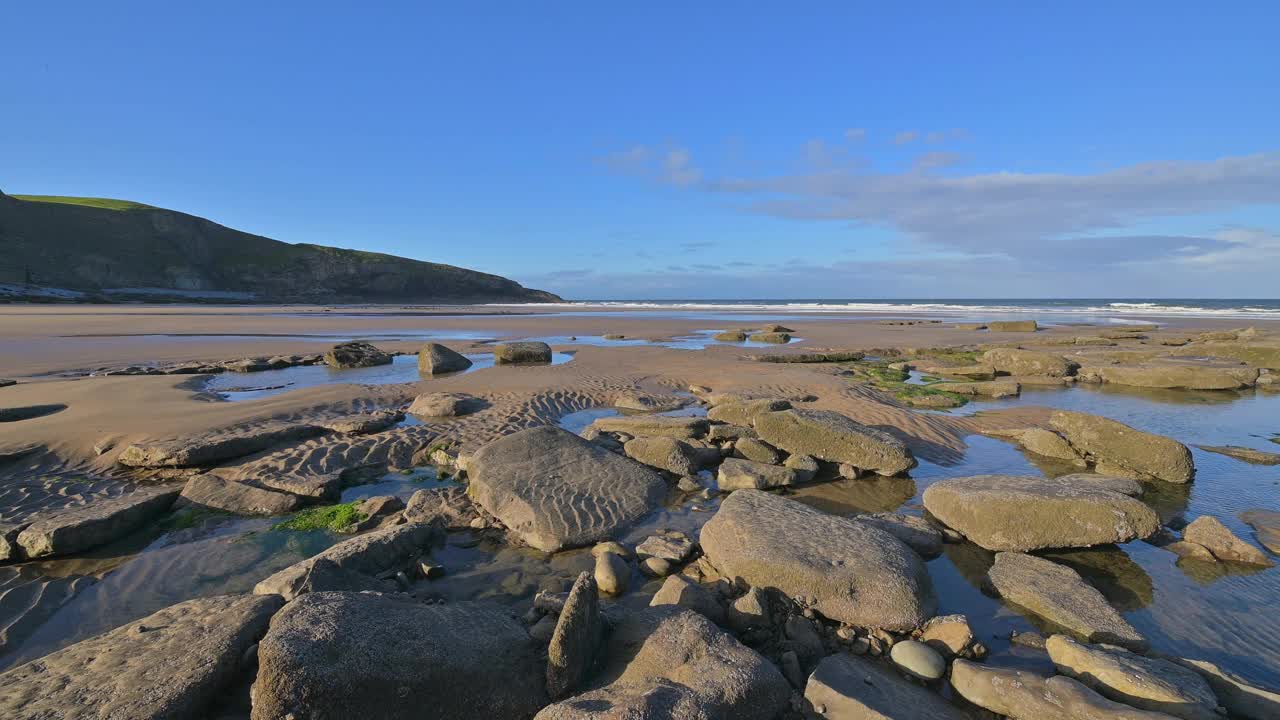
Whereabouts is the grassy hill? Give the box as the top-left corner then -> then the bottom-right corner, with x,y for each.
0,190 -> 561,303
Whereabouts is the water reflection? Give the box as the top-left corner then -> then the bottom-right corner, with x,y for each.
1041,546 -> 1153,611
788,476 -> 917,515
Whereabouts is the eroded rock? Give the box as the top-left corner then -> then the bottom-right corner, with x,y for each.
754,409 -> 915,475
1050,411 -> 1194,483
118,423 -> 326,468
1182,515 -> 1274,566
1047,635 -> 1219,720
418,342 -> 473,375
177,474 -> 302,516
951,659 -> 1176,720
16,486 -> 179,559
324,341 -> 392,368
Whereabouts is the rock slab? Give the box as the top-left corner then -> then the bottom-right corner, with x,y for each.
804,653 -> 966,720
118,423 -> 326,468
253,522 -> 439,600
177,474 -> 302,516
951,659 -> 1177,720
1050,411 -> 1194,483
16,486 -> 179,559
754,409 -> 916,475
1047,635 -> 1219,720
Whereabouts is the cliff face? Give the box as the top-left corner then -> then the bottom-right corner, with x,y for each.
0,191 -> 561,303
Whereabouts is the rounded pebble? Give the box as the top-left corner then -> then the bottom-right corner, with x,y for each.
889,639 -> 946,680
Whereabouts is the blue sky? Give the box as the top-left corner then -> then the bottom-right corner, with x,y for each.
4,2 -> 1279,299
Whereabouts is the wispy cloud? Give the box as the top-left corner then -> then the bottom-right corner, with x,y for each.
892,130 -> 918,145
845,128 -> 866,142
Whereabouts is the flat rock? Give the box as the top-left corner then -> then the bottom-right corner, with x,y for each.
0,593 -> 282,720
987,552 -> 1146,650
591,415 -> 709,439
1050,473 -> 1144,496
1049,411 -> 1194,483
319,410 -> 402,434
177,474 -> 302,516
1164,656 -> 1280,720
983,348 -> 1076,376
804,653 -> 966,719
402,485 -> 480,529
1239,509 -> 1280,555
988,320 -> 1038,332
117,423 -> 326,468
549,572 -> 605,699
418,342 -> 473,375
919,614 -> 974,658
614,391 -> 687,413
624,436 -> 704,475
1196,444 -> 1280,465
635,533 -> 694,564
407,391 -> 478,417
852,512 -> 944,556
495,341 -> 553,364
700,489 -> 934,630
15,486 -> 179,560
1182,515 -> 1274,566
1078,360 -> 1258,390
707,398 -> 791,426
252,592 -> 546,720
252,470 -> 346,500
922,475 -> 1159,551
754,408 -> 916,475
1047,635 -> 1219,720
468,427 -> 668,551
951,659 -> 1178,720
941,380 -> 1021,397
650,574 -> 726,625
534,607 -> 790,720
253,522 -> 439,600
324,341 -> 392,368
734,437 -> 782,464
717,456 -> 799,490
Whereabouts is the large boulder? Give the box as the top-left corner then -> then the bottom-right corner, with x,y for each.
982,348 -> 1077,377
467,427 -> 668,551
548,572 -> 605,699
534,607 -> 790,720
922,475 -> 1159,551
624,436 -> 705,475
177,474 -> 302,516
590,415 -> 709,439
418,342 -> 473,375
951,660 -> 1177,720
117,422 -> 326,468
253,522 -> 440,600
1047,635 -> 1219,720
324,341 -> 392,368
495,341 -> 553,364
1077,360 -> 1258,390
987,552 -> 1146,650
1049,411 -> 1194,483
700,490 -> 934,630
252,592 -> 547,720
754,409 -> 915,475
0,594 -> 282,720
14,486 -> 179,560
804,653 -> 967,719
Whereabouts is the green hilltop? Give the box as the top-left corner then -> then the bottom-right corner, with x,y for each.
10,195 -> 156,211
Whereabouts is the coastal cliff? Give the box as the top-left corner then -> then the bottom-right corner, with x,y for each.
0,191 -> 561,303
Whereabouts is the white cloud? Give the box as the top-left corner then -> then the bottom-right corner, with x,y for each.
892,130 -> 918,145
845,128 -> 866,142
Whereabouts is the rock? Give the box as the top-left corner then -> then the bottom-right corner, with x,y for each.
852,512 -> 945,557
805,653 -> 967,720
1077,360 -> 1258,390
530,614 -> 559,642
650,575 -> 726,625
996,427 -> 1087,464
714,330 -> 748,341
761,324 -> 794,333
941,380 -> 1022,397
1049,411 -> 1194,483
324,341 -> 392,368
357,494 -> 405,520
641,556 -> 673,577
717,456 -> 799,490
636,533 -> 694,564
700,490 -> 934,630
889,639 -> 947,680
727,587 -> 770,631
912,361 -> 997,380
624,436 -> 705,475
15,486 -> 179,560
1196,444 -> 1280,465
0,379 -> 15,387
117,423 -> 326,468
402,486 -> 480,529
614,391 -> 686,413
1239,509 -> 1280,554
291,557 -> 397,595
548,572 -> 605,699
707,398 -> 792,426
252,592 -> 546,720
919,614 -> 974,658
0,594 -> 282,720
988,320 -> 1038,332
955,322 -> 987,330
1182,515 -> 1274,566
783,453 -> 820,482
753,351 -> 865,363
706,424 -> 756,441
494,341 -> 553,364
252,470 -> 347,501
407,391 -> 477,417
418,342 -> 473,375
176,474 -> 303,516
1046,636 -> 1218,720
982,348 -> 1077,376
922,475 -> 1159,551
253,522 -> 440,600
987,552 -> 1146,650
319,410 -> 403,434
594,551 -> 629,595
748,332 -> 791,343
1051,473 -> 1144,496
1164,656 -> 1280,720
1164,540 -> 1216,561
951,659 -> 1177,720
534,607 -> 790,720
781,650 -> 805,688
733,437 -> 782,464
468,427 -> 667,551
591,415 -> 710,439
592,540 -> 634,559
1010,630 -> 1048,649
754,409 -> 916,475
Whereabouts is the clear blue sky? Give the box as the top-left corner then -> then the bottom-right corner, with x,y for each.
4,2 -> 1278,299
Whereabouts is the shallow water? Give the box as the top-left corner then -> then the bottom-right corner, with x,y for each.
513,330 -> 803,350
557,404 -> 709,434
202,351 -> 575,401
